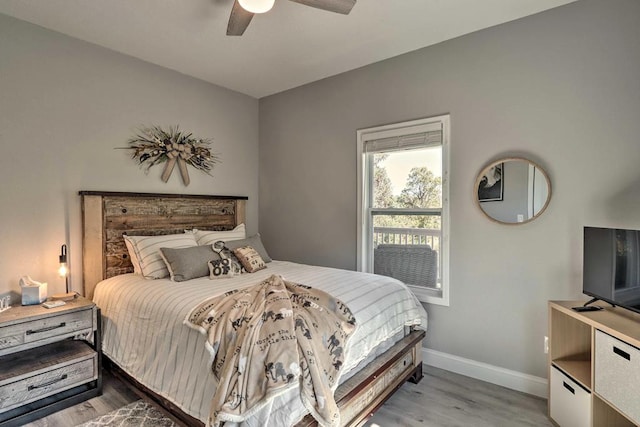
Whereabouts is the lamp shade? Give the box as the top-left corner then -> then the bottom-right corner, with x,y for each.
238,0 -> 275,13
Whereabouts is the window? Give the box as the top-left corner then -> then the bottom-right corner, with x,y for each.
357,115 -> 450,305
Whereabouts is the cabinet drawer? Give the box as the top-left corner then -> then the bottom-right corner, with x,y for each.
550,366 -> 591,427
338,349 -> 414,424
0,309 -> 93,355
595,330 -> 640,424
0,349 -> 97,413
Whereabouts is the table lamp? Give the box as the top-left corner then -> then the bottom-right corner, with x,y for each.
51,244 -> 77,301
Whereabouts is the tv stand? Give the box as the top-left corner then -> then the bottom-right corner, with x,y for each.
582,297 -> 615,308
548,301 -> 640,426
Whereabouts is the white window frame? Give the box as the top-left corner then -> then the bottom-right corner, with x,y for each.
356,115 -> 450,306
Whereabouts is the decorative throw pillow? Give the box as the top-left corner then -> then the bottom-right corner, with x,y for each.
159,245 -> 220,282
208,258 -> 242,279
191,224 -> 246,246
212,241 -> 245,274
233,246 -> 267,273
222,234 -> 272,263
123,233 -> 198,279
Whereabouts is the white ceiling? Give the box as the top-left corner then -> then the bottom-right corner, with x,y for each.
0,0 -> 576,98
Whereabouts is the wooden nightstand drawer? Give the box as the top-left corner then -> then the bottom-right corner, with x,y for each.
0,298 -> 101,426
0,308 -> 94,356
0,340 -> 97,413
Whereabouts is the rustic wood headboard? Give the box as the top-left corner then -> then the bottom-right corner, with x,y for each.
80,191 -> 247,300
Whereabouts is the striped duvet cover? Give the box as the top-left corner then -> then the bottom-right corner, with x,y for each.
93,261 -> 427,426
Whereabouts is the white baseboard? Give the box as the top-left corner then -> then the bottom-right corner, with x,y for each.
423,348 -> 548,399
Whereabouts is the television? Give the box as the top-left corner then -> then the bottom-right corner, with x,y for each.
583,226 -> 640,314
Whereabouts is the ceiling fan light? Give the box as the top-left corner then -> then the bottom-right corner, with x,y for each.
238,0 -> 275,14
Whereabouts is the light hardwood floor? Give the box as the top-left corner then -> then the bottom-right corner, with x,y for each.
24,366 -> 551,426
365,367 -> 551,427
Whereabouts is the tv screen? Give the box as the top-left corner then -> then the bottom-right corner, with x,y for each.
583,226 -> 640,314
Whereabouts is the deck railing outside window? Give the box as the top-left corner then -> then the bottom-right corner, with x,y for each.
373,227 -> 440,252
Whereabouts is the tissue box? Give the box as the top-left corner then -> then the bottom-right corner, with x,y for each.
22,282 -> 47,305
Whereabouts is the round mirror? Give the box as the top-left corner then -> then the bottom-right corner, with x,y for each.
475,157 -> 551,224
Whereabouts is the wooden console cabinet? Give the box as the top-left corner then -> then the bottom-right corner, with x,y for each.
548,301 -> 640,426
0,297 -> 101,426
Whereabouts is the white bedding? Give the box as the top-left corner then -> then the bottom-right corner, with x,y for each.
93,261 -> 427,426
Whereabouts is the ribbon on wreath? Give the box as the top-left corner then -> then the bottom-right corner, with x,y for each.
161,142 -> 194,186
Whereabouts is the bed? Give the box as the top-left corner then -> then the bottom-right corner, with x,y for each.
80,191 -> 427,426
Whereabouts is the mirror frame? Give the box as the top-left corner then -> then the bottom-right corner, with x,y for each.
474,157 -> 552,225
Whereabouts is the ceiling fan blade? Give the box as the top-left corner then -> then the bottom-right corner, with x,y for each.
288,0 -> 356,15
227,0 -> 255,36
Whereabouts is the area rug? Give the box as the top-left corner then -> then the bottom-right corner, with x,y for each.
76,400 -> 177,427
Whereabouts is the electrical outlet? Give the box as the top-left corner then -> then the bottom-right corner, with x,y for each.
544,336 -> 549,354
517,214 -> 524,222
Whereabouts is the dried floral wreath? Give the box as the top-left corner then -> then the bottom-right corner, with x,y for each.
120,126 -> 218,186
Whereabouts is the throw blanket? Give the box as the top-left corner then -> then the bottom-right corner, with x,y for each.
185,274 -> 357,427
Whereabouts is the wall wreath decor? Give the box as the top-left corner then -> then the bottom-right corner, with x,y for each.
120,126 -> 218,186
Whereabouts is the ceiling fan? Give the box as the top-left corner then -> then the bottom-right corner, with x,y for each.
227,0 -> 357,36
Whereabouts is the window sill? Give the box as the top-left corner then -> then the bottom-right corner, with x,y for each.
409,284 -> 449,306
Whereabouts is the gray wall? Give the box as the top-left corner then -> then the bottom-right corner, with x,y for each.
0,14 -> 259,299
259,0 -> 640,378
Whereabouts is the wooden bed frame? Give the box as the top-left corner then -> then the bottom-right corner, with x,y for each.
79,190 -> 425,427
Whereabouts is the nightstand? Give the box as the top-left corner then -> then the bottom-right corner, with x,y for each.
0,297 -> 102,426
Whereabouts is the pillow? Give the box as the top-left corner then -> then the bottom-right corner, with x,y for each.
222,234 -> 272,263
208,258 -> 242,279
212,241 -> 246,274
124,238 -> 142,275
233,246 -> 267,273
123,233 -> 197,279
159,245 -> 220,282
192,224 -> 246,246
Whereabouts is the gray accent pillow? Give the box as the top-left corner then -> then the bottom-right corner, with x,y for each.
160,245 -> 220,282
221,234 -> 272,263
124,233 -> 197,279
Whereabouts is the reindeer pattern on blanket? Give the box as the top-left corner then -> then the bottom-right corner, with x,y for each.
185,274 -> 357,427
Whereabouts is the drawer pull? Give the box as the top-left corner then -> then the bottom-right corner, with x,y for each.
563,381 -> 575,395
613,346 -> 631,361
27,374 -> 68,390
26,322 -> 67,335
